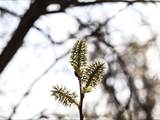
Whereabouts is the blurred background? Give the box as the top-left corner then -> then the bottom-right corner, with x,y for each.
0,0 -> 160,120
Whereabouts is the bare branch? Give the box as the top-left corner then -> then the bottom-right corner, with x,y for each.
0,0 -> 159,74
100,40 -> 135,109
0,0 -> 48,74
33,26 -> 65,45
69,0 -> 160,7
0,7 -> 20,17
7,50 -> 69,120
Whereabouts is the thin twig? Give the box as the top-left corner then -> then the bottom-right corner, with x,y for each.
7,50 -> 70,120
0,7 -> 21,17
100,40 -> 134,109
33,26 -> 65,45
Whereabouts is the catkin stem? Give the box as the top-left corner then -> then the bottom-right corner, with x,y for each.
79,84 -> 84,120
77,72 -> 84,120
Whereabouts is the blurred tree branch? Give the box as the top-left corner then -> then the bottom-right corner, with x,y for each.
7,50 -> 69,120
0,7 -> 20,17
0,0 -> 160,74
0,0 -> 47,73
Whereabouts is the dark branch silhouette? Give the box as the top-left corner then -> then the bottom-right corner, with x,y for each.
0,0 -> 160,74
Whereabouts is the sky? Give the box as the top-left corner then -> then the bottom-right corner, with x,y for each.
0,0 -> 160,119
